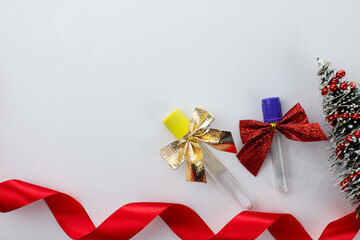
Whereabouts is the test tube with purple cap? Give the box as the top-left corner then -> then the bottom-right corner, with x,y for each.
262,97 -> 288,192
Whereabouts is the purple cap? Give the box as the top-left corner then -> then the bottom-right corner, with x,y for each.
262,97 -> 283,123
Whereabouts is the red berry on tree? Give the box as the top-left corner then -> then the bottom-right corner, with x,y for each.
340,83 -> 348,90
350,82 -> 356,88
357,171 -> 360,178
351,113 -> 359,120
330,78 -> 338,84
333,113 -> 339,120
336,70 -> 346,79
336,146 -> 341,153
350,174 -> 355,179
338,153 -> 344,159
342,112 -> 349,120
341,178 -> 349,190
321,87 -> 329,95
354,130 -> 360,138
328,115 -> 334,122
339,142 -> 346,149
346,135 -> 353,142
329,84 -> 337,92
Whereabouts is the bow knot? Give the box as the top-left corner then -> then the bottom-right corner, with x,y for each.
270,123 -> 277,132
160,108 -> 237,183
237,103 -> 328,176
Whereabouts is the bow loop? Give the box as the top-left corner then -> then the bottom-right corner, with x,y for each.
277,123 -> 327,141
240,120 -> 273,143
237,103 -> 327,176
159,139 -> 188,170
160,108 -> 237,183
278,103 -> 309,125
196,129 -> 238,153
189,108 -> 214,134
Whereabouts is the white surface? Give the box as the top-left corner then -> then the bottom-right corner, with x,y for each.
0,0 -> 359,239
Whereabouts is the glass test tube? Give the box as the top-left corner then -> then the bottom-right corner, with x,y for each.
199,142 -> 253,209
262,97 -> 288,192
269,131 -> 288,192
163,109 -> 253,209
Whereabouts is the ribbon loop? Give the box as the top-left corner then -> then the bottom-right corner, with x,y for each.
160,108 -> 237,183
237,103 -> 328,176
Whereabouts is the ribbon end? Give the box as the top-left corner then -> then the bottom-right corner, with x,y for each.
186,158 -> 207,183
186,177 -> 207,183
236,150 -> 261,177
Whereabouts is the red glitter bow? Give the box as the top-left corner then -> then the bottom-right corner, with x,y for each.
237,103 -> 328,176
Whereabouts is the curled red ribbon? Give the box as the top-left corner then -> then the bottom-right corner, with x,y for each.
0,179 -> 358,239
237,103 -> 328,176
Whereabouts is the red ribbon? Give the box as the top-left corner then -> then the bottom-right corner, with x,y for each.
0,179 -> 358,239
237,103 -> 328,176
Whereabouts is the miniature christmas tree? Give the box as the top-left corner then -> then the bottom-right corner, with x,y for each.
317,58 -> 360,214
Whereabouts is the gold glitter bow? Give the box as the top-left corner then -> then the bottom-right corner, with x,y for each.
159,108 -> 237,183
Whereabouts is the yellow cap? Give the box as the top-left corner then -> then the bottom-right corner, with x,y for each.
163,109 -> 190,139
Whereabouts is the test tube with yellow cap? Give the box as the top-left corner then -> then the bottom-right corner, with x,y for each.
162,109 -> 253,210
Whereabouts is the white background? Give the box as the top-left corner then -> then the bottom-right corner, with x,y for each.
0,0 -> 360,239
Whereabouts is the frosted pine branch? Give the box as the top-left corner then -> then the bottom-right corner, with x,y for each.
317,58 -> 360,214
